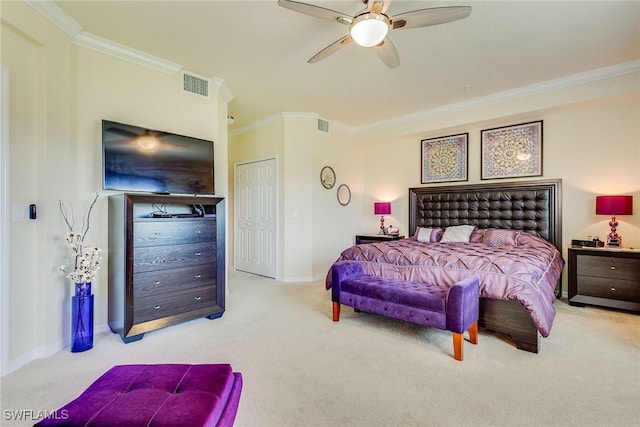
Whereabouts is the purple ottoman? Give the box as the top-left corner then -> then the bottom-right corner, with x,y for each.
331,261 -> 479,361
35,364 -> 243,427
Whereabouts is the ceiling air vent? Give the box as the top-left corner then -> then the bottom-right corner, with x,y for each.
182,72 -> 209,98
317,118 -> 330,133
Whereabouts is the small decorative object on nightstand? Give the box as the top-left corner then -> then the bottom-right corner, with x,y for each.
595,195 -> 633,247
355,234 -> 404,245
568,246 -> 640,312
374,202 -> 391,234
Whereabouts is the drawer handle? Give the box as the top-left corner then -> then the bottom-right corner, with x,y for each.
195,274 -> 202,278
195,296 -> 202,301
610,287 -> 616,292
195,252 -> 202,256
154,305 -> 161,310
610,266 -> 616,270
155,281 -> 161,285
196,230 -> 202,234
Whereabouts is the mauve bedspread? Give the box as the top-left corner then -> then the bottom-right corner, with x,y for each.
326,233 -> 564,337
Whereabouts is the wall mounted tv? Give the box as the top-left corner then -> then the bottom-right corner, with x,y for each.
102,120 -> 214,195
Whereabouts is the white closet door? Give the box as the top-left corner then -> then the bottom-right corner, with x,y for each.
235,158 -> 277,278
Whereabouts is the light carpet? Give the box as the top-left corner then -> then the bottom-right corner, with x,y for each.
1,271 -> 639,426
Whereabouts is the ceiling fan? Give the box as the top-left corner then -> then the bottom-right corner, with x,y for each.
278,0 -> 471,68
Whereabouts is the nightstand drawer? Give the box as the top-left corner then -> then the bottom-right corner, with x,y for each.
576,276 -> 640,302
577,255 -> 640,281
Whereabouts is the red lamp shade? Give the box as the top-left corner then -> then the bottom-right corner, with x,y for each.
595,195 -> 633,216
374,202 -> 391,215
595,195 -> 633,246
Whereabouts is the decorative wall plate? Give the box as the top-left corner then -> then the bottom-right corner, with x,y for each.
320,166 -> 336,189
337,184 -> 351,206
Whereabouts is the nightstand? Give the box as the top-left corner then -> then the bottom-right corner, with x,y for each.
568,246 -> 640,312
355,234 -> 404,245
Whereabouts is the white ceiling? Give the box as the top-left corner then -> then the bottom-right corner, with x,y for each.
52,0 -> 640,131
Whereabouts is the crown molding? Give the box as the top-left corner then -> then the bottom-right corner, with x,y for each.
281,112 -> 318,120
72,32 -> 182,75
25,0 -> 82,38
212,77 -> 235,103
351,59 -> 640,134
228,113 -> 324,137
231,60 -> 640,138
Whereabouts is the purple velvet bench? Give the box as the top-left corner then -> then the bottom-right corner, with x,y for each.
35,364 -> 243,427
331,261 -> 480,361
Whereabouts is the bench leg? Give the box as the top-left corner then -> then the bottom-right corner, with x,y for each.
469,321 -> 478,345
332,302 -> 340,322
453,332 -> 464,361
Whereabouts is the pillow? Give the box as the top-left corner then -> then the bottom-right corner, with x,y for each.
469,229 -> 485,243
414,227 -> 443,243
482,229 -> 521,247
440,225 -> 475,243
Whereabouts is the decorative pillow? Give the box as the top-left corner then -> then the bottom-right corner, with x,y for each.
469,229 -> 485,243
440,225 -> 475,243
414,227 -> 443,243
515,232 -> 543,247
482,229 -> 521,247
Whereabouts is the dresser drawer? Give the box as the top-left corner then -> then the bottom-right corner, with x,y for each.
577,255 -> 640,281
134,286 -> 217,324
134,220 -> 215,247
576,276 -> 640,302
134,242 -> 215,273
134,265 -> 215,299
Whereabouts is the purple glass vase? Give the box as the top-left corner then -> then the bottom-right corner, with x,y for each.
71,282 -> 94,352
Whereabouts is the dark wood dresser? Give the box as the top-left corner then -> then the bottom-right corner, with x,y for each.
108,194 -> 226,342
568,246 -> 640,312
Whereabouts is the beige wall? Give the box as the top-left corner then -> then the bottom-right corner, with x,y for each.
1,1 -> 228,374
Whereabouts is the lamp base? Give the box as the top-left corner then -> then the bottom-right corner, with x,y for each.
606,238 -> 621,247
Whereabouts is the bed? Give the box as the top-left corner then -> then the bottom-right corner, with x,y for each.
326,179 -> 564,353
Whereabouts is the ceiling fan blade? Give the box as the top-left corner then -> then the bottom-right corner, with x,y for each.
278,0 -> 352,25
375,37 -> 400,69
392,6 -> 472,30
308,35 -> 353,64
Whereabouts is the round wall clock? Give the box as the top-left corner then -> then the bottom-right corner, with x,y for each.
320,166 -> 336,189
337,184 -> 351,206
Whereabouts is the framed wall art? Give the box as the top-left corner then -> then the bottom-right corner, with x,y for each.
481,121 -> 543,180
320,166 -> 336,189
337,184 -> 351,206
421,133 -> 468,183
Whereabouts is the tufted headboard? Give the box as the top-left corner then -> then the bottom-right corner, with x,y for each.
408,179 -> 562,252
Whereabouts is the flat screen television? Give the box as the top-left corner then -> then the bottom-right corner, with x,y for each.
102,120 -> 214,195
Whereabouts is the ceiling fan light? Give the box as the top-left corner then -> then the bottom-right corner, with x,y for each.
350,14 -> 390,47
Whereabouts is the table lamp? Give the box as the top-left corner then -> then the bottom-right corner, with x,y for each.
595,195 -> 633,247
374,202 -> 391,234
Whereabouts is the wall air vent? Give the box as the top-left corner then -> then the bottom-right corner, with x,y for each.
182,71 -> 210,98
317,118 -> 330,133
